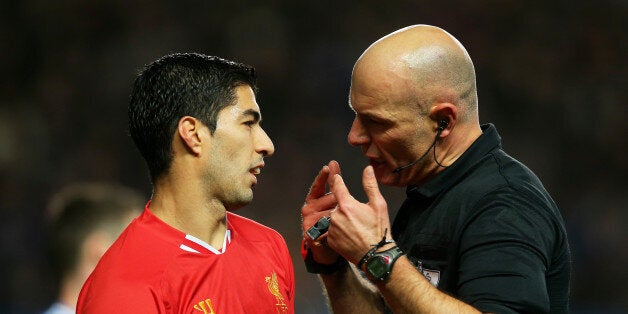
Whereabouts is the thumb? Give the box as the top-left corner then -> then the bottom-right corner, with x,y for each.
362,166 -> 386,210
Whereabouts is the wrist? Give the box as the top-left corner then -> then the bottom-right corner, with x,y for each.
363,245 -> 404,282
356,236 -> 395,271
301,238 -> 348,275
375,242 -> 397,253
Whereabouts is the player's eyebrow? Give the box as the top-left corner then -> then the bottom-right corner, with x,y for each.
242,109 -> 261,122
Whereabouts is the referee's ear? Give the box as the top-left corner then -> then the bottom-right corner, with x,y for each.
429,102 -> 457,138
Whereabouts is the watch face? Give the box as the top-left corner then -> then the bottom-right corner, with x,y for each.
366,255 -> 390,278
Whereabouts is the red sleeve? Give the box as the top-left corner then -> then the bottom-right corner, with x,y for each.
77,272 -> 166,313
282,235 -> 296,310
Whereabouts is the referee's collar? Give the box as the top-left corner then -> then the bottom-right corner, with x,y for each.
406,123 -> 502,199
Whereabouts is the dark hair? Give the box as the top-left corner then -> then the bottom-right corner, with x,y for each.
128,53 -> 257,182
47,183 -> 143,283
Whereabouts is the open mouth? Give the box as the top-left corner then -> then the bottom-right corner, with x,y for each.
251,167 -> 261,175
368,158 -> 385,166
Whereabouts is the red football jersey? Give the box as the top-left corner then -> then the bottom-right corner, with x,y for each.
77,205 -> 295,313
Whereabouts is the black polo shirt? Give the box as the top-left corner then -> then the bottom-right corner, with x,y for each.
391,124 -> 570,313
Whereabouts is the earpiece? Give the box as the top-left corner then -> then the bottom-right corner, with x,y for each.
392,118 -> 451,173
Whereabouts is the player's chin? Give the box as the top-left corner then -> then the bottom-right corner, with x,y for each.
240,190 -> 254,204
227,190 -> 254,211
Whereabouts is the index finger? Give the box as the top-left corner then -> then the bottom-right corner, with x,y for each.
306,165 -> 330,202
326,160 -> 342,185
330,174 -> 355,204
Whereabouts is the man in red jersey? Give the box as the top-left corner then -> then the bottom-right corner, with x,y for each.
78,53 -> 294,313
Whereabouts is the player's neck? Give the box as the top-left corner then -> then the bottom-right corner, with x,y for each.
150,176 -> 228,248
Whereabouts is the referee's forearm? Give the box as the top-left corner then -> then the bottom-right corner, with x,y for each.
320,265 -> 386,314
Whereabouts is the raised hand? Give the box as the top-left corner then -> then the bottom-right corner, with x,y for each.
327,165 -> 392,265
301,160 -> 342,264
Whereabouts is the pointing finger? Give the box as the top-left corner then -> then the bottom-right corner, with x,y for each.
330,174 -> 355,204
306,165 -> 330,202
327,160 -> 341,186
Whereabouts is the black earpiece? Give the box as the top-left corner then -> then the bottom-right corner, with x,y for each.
392,118 -> 451,173
437,119 -> 449,132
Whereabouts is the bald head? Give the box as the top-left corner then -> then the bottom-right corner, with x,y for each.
352,25 -> 478,122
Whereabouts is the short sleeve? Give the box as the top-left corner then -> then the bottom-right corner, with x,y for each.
457,190 -> 557,313
77,273 -> 166,313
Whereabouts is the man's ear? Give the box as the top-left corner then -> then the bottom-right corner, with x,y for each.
177,116 -> 205,156
429,103 -> 457,138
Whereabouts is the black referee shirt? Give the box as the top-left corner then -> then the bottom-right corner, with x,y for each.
391,124 -> 570,313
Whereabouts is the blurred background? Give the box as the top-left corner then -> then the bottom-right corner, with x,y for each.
1,0 -> 626,313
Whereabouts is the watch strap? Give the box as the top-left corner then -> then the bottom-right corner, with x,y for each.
366,245 -> 404,281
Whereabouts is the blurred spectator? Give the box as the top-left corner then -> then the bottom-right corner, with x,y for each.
42,183 -> 143,314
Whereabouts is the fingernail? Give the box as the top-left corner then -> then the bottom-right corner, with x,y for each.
366,166 -> 374,177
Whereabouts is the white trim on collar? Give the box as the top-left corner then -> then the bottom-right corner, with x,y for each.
184,230 -> 231,254
177,215 -> 232,255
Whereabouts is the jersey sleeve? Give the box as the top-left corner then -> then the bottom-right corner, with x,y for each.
283,236 -> 296,308
456,188 -> 560,313
77,273 -> 166,313
272,230 -> 296,312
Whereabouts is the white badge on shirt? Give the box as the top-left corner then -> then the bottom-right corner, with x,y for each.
421,268 -> 440,287
416,261 -> 440,287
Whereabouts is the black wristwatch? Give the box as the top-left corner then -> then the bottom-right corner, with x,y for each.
365,246 -> 403,281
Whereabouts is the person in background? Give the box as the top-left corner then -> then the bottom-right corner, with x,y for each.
301,25 -> 570,313
43,182 -> 143,314
77,53 -> 294,313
